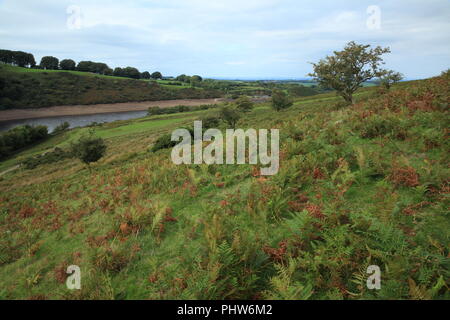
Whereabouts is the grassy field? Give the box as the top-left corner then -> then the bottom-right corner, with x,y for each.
0,73 -> 448,300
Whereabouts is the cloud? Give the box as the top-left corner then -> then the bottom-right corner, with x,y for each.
0,0 -> 449,78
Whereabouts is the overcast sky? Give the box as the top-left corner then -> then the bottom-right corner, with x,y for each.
0,0 -> 449,79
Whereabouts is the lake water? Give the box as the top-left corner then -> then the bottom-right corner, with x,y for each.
0,110 -> 148,133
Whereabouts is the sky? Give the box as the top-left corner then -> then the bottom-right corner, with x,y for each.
0,0 -> 449,79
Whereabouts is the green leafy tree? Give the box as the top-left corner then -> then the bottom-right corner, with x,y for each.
76,61 -> 93,72
235,95 -> 254,112
308,41 -> 391,104
220,105 -> 241,128
0,49 -> 14,64
124,67 -> 141,79
14,51 -> 35,68
59,59 -> 76,70
40,56 -> 59,70
104,67 -> 113,76
0,50 -> 35,67
151,71 -> 162,79
271,89 -> 293,111
141,71 -> 151,79
201,115 -> 221,129
71,132 -> 107,171
176,74 -> 188,82
113,67 -> 124,77
379,70 -> 403,90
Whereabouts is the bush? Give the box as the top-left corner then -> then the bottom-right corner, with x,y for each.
271,89 -> 293,111
151,133 -> 178,152
21,147 -> 72,169
147,106 -> 164,116
148,104 -> 218,117
235,96 -> 254,112
220,106 -> 241,128
201,116 -> 221,129
71,132 -> 107,168
52,122 -> 70,134
0,125 -> 48,159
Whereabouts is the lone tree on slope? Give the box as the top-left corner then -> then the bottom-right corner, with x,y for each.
71,131 -> 107,172
308,41 -> 397,104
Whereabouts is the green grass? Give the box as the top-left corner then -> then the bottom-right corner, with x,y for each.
0,74 -> 448,300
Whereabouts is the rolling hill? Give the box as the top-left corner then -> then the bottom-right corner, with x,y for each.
0,72 -> 448,299
0,64 -> 222,110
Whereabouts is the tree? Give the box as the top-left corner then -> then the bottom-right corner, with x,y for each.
60,59 -> 76,70
122,67 -> 140,79
76,61 -> 111,75
76,61 -> 93,72
141,71 -> 151,79
151,71 -> 162,80
176,74 -> 188,82
220,105 -> 241,128
201,115 -> 221,129
0,50 -> 35,67
13,51 -> 35,68
191,75 -> 203,82
0,49 -> 14,64
92,62 -> 110,75
40,56 -> 59,70
235,95 -> 254,112
104,67 -> 113,76
113,67 -> 124,77
308,41 -> 391,104
271,89 -> 293,111
71,132 -> 107,171
379,70 -> 403,90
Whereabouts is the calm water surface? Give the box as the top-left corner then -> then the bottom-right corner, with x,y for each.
0,110 -> 148,133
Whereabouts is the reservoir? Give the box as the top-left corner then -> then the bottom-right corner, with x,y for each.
0,110 -> 148,133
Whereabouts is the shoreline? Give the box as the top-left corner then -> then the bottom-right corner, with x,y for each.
0,98 -> 221,122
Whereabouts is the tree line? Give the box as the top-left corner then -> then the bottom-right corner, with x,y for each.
0,49 -> 36,68
0,48 -> 163,80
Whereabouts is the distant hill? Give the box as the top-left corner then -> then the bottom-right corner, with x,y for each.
0,65 -> 222,109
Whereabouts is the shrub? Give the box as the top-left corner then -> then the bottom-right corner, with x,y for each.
70,132 -> 107,169
219,106 -> 241,128
201,116 -> 221,129
271,89 -> 293,111
151,133 -> 177,152
235,96 -> 254,112
0,125 -> 48,159
52,122 -> 70,134
147,106 -> 164,116
21,147 -> 73,169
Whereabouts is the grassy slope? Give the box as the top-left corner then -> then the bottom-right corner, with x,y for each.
0,75 -> 448,300
0,65 -> 221,109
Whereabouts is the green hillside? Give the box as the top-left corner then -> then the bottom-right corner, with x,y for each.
0,73 -> 448,299
0,64 -> 222,109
